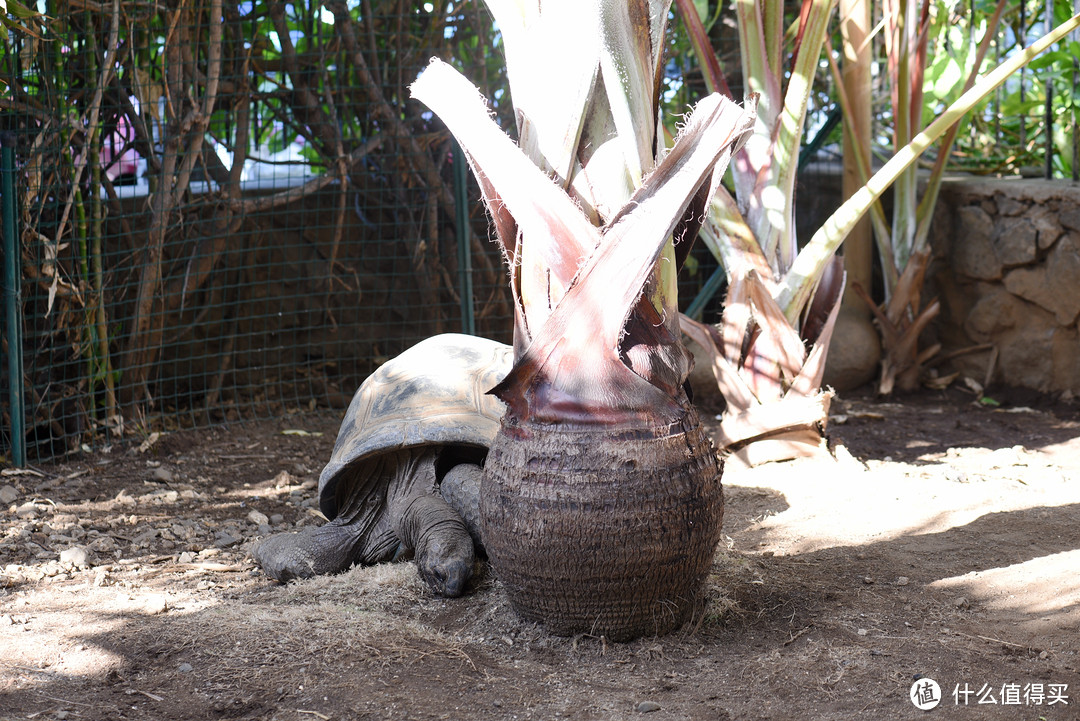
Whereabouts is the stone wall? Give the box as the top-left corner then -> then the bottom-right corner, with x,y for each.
929,178 -> 1080,393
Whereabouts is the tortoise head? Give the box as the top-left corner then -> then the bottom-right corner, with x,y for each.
416,528 -> 475,598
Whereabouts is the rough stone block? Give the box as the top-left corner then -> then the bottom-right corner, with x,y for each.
963,289 -> 1024,342
1003,232 -> 1080,325
994,193 -> 1026,217
992,217 -> 1037,266
951,206 -> 1001,280
1061,208 -> 1080,233
1029,205 -> 1064,250
997,320 -> 1056,392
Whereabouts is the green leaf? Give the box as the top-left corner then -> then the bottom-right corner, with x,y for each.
929,57 -> 963,100
1028,50 -> 1072,70
5,0 -> 40,20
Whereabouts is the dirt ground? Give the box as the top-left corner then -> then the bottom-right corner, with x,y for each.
2,386 -> 1079,720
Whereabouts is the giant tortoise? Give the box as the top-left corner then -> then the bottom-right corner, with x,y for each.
251,333 -> 512,597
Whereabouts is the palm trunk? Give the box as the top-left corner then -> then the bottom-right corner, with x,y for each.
481,407 -> 722,640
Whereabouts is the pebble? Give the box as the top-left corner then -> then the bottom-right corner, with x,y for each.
178,662 -> 193,673
151,467 -> 175,483
0,485 -> 18,504
953,597 -> 969,609
178,551 -> 195,564
270,514 -> 284,525
59,546 -> 91,568
636,701 -> 662,713
246,510 -> 270,526
214,531 -> 241,548
132,528 -> 160,546
896,576 -> 910,586
144,595 -> 169,614
15,502 -> 37,519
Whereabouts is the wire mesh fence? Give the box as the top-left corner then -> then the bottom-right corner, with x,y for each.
1,0 -> 518,464
2,0 -> 1077,466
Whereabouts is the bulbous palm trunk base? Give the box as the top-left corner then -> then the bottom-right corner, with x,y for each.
480,407 -> 724,642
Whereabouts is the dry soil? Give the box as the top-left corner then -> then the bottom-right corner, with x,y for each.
1,387 -> 1079,720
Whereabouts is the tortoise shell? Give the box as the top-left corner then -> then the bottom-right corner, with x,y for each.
318,333 -> 512,520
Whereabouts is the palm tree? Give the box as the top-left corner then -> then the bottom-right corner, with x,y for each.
412,0 -> 755,640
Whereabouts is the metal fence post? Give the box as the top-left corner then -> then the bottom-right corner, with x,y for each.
1044,0 -> 1055,179
452,139 -> 476,336
1,131 -> 25,467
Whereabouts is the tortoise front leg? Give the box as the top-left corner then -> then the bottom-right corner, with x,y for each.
252,456 -> 399,583
251,517 -> 395,582
439,462 -> 484,550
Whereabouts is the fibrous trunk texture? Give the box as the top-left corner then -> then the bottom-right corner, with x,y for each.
481,405 -> 723,641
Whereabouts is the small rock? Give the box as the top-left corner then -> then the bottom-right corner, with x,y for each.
1039,650 -> 1049,660
257,523 -> 273,537
214,531 -> 241,548
896,576 -> 910,586
269,514 -> 284,526
15,502 -> 37,519
59,546 -> 91,568
246,510 -> 270,526
0,485 -> 18,504
178,662 -> 193,673
862,576 -> 874,585
636,701 -> 662,713
178,551 -> 195,564
151,467 -> 175,483
132,528 -> 160,546
144,595 -> 169,614
857,628 -> 868,636
953,597 -> 968,609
